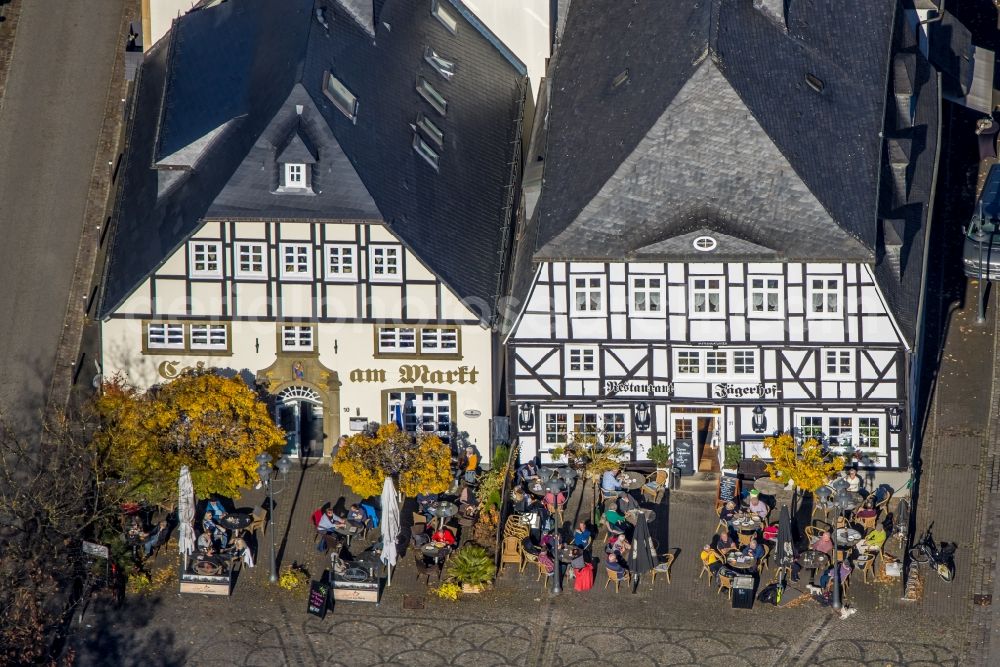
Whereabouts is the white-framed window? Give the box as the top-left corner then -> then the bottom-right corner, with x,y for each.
412,133 -> 440,170
280,243 -> 312,280
417,77 -> 447,116
566,345 -> 597,375
369,245 -> 401,282
825,349 -> 853,378
571,275 -> 604,314
324,244 -> 356,281
283,163 -> 307,189
705,350 -> 728,376
189,324 -> 228,350
234,242 -> 267,279
797,414 -> 883,451
424,47 -> 456,80
544,413 -> 568,446
431,0 -> 459,33
388,391 -> 452,437
689,276 -> 723,316
630,276 -> 664,315
281,325 -> 314,351
420,328 -> 459,353
147,323 -> 184,349
733,350 -> 756,375
378,327 -> 417,353
541,411 -> 629,449
323,71 -> 358,122
808,276 -> 842,317
748,275 -> 783,316
189,242 -> 222,278
677,350 -> 701,375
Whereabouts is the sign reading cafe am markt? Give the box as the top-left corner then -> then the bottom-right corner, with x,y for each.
350,365 -> 480,385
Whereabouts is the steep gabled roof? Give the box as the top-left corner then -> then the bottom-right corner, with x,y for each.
101,0 -> 526,321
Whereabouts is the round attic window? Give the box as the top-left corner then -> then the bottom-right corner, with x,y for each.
693,236 -> 718,252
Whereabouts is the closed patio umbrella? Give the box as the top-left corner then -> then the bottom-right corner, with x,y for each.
628,512 -> 656,594
775,504 -> 794,596
380,477 -> 400,585
177,466 -> 195,573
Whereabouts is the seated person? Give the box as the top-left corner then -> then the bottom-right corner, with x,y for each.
510,487 -> 528,514
819,560 -> 852,591
604,507 -> 628,534
516,460 -> 539,486
606,552 -> 628,580
205,498 -> 227,520
537,548 -> 555,574
416,491 -> 438,515
844,468 -> 863,494
317,507 -> 347,533
746,490 -> 769,520
718,501 -> 737,526
202,512 -> 228,548
600,468 -> 623,494
762,523 -> 778,542
458,484 -> 478,512
742,537 -> 765,561
521,535 -> 542,556
543,489 -> 566,513
812,530 -> 835,556
613,536 -> 632,559
711,529 -> 736,553
125,515 -> 144,541
431,526 -> 457,546
142,520 -> 169,557
617,492 -> 639,513
854,498 -> 878,520
196,530 -> 216,554
858,527 -> 887,554
346,504 -> 368,530
700,544 -> 724,575
572,522 -> 592,548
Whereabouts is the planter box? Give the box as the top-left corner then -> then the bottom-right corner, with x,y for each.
461,583 -> 485,594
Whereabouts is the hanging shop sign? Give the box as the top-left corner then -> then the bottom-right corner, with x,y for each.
349,364 -> 479,385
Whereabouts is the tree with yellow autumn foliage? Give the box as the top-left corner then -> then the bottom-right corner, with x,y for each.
764,432 -> 845,493
333,423 -> 451,497
93,371 -> 286,507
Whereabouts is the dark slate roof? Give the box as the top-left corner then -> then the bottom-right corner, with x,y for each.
276,125 -> 318,165
101,0 -> 527,322
522,0 -> 939,344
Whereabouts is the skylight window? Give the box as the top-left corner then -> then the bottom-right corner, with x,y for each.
413,133 -> 440,170
416,113 -> 443,147
431,0 -> 458,34
417,77 -> 447,116
424,47 -> 456,80
323,71 -> 358,122
805,72 -> 825,93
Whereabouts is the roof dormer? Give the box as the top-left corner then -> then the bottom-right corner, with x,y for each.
275,122 -> 318,194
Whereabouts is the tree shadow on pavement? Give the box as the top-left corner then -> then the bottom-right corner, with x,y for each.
71,595 -> 187,666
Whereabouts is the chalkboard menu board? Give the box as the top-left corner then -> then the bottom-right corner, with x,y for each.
307,580 -> 331,619
673,440 -> 694,476
717,475 -> 741,507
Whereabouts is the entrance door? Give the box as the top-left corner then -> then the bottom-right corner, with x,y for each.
276,386 -> 324,458
697,417 -> 720,473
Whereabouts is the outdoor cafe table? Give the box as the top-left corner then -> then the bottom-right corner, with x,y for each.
731,515 -> 762,533
218,513 -> 252,536
528,478 -> 566,497
725,552 -> 757,571
537,467 -> 556,482
619,471 -> 645,491
333,523 -> 360,546
799,549 -> 830,584
421,541 -> 449,565
427,501 -> 458,529
625,508 -> 656,525
834,528 -> 863,549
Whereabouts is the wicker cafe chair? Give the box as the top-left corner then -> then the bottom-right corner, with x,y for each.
717,573 -> 734,599
757,544 -> 771,574
248,508 -> 266,537
521,550 -> 539,574
857,554 -> 877,583
500,536 -> 523,574
641,470 -> 667,504
605,567 -> 631,593
804,525 -> 823,545
651,552 -> 675,585
858,514 -> 878,533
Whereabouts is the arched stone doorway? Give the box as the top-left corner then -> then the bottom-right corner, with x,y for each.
257,357 -> 341,459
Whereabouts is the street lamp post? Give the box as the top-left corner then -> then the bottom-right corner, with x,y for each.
551,530 -> 562,595
256,453 -> 293,583
829,481 -> 860,611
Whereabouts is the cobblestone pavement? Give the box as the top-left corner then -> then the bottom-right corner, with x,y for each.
73,465 -> 967,666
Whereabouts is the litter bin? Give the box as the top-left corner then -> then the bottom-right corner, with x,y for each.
670,467 -> 681,491
732,575 -> 755,609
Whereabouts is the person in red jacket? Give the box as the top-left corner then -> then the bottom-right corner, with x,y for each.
431,526 -> 456,546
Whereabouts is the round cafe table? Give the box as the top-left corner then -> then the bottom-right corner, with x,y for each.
619,471 -> 645,491
731,515 -> 761,532
528,478 -> 566,497
725,552 -> 757,571
753,477 -> 785,496
333,523 -> 360,546
834,527 -> 863,549
799,549 -> 830,584
558,545 -> 582,564
625,508 -> 656,525
218,513 -> 252,534
421,541 -> 449,564
427,501 -> 458,529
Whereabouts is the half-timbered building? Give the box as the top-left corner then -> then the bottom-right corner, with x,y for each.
99,0 -> 526,459
505,0 -> 940,479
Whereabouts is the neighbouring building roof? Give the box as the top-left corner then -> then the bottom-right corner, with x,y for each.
516,0 -> 939,344
101,0 -> 527,323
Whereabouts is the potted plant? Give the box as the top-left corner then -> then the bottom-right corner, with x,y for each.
647,442 -> 671,471
446,544 -> 496,593
723,443 -> 742,473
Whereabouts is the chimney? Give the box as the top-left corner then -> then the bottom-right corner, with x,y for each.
753,0 -> 788,29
